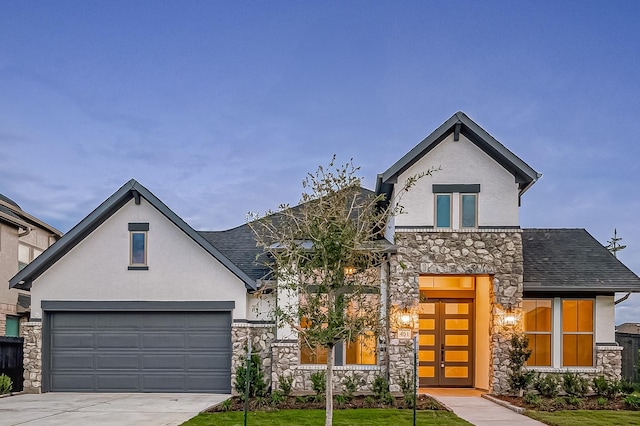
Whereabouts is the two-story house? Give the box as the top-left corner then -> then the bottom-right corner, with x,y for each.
10,112 -> 640,394
0,193 -> 61,337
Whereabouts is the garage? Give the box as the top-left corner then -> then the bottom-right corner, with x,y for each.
43,302 -> 233,393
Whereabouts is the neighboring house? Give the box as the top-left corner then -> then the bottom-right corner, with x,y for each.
616,323 -> 640,334
0,193 -> 61,337
10,112 -> 640,395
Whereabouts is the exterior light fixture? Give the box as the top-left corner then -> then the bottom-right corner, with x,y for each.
344,266 -> 357,276
497,306 -> 522,331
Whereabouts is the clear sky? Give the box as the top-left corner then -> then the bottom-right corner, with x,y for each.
2,1 -> 639,323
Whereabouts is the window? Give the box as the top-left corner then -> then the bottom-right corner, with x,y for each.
5,316 -> 20,337
128,223 -> 149,269
562,300 -> 594,367
18,243 -> 43,271
524,298 -> 594,368
460,194 -> 477,228
346,331 -> 377,365
524,299 -> 552,366
436,194 -> 451,228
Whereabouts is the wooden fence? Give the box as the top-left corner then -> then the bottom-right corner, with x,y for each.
0,336 -> 23,392
616,332 -> 640,383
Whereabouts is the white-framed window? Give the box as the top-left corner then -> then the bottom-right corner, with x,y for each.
460,194 -> 477,228
435,194 -> 452,228
18,243 -> 43,271
524,298 -> 594,368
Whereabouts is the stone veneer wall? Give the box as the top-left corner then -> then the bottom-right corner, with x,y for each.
21,322 -> 42,393
528,346 -> 623,385
270,341 -> 383,393
388,229 -> 524,394
231,322 -> 275,393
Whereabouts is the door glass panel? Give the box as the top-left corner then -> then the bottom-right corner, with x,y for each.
445,366 -> 468,378
419,319 -> 435,330
419,303 -> 435,314
419,334 -> 435,345
419,366 -> 435,378
445,303 -> 469,315
445,335 -> 468,346
445,319 -> 468,330
445,350 -> 468,362
419,350 -> 435,362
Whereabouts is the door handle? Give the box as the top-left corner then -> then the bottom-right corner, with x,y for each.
440,343 -> 445,368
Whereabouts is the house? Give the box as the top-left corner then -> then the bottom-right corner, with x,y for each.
10,112 -> 640,394
0,193 -> 61,337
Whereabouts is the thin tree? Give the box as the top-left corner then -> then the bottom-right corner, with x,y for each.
249,157 -> 433,426
606,229 -> 631,305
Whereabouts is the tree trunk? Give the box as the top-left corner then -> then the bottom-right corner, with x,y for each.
325,344 -> 334,426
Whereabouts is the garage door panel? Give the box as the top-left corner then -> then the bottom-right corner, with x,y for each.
52,353 -> 94,369
48,311 -> 232,393
96,354 -> 140,369
96,375 -> 140,390
97,334 -> 140,348
188,354 -> 229,369
53,333 -> 94,348
51,374 -> 95,391
142,354 -> 186,369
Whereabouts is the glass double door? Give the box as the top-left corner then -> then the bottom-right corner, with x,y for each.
418,299 -> 473,387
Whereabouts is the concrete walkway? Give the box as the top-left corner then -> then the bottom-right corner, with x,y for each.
0,392 -> 228,426
426,390 -> 545,426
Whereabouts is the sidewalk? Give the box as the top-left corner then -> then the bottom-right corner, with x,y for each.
426,390 -> 545,426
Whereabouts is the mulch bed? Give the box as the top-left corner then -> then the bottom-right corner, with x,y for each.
494,394 -> 630,411
207,394 -> 444,412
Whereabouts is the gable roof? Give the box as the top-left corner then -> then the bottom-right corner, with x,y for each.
10,179 -> 257,291
376,111 -> 541,200
0,194 -> 62,237
523,228 -> 640,293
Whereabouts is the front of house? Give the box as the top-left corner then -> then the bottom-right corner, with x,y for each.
10,112 -> 640,394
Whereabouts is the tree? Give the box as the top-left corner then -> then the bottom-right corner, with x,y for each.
249,157 -> 432,425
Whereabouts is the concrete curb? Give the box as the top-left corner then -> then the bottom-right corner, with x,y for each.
0,391 -> 24,399
482,394 -> 525,414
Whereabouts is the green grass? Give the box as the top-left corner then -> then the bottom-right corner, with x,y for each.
527,410 -> 640,426
182,409 -> 472,426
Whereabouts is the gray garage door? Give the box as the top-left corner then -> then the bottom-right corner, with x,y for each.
48,311 -> 231,393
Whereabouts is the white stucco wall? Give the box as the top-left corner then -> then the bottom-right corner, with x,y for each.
393,133 -> 520,228
595,295 -> 615,343
30,198 -> 249,319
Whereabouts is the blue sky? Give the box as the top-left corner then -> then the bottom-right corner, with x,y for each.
1,1 -> 639,323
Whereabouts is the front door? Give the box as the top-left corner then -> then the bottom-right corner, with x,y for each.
418,299 -> 474,387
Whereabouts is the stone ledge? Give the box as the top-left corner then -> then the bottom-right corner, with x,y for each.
295,365 -> 381,371
271,341 -> 298,347
232,322 -> 275,328
23,322 -> 41,327
525,367 -> 598,373
596,346 -> 623,351
396,228 -> 523,233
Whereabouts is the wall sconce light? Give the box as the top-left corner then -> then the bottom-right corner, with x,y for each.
344,266 -> 357,276
391,304 -> 416,338
497,306 -> 521,330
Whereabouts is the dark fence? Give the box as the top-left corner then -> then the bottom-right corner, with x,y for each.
0,336 -> 23,392
616,332 -> 640,383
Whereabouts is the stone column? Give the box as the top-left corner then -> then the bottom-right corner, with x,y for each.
22,322 -> 42,393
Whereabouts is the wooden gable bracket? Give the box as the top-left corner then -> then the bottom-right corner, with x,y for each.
132,190 -> 141,205
454,121 -> 462,141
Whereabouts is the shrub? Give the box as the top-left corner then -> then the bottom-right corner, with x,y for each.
620,378 -> 636,395
0,374 -> 12,395
623,393 -> 640,409
334,394 -> 346,406
371,375 -> 394,406
342,374 -> 359,400
219,399 -> 232,412
592,376 -> 609,396
234,352 -> 267,399
271,390 -> 285,406
363,395 -> 376,407
534,374 -> 559,398
561,371 -> 588,397
278,374 -> 293,396
597,396 -> 608,406
310,371 -> 326,397
550,396 -> 567,410
522,392 -> 541,406
565,395 -> 583,407
398,372 -> 415,408
507,333 -> 535,395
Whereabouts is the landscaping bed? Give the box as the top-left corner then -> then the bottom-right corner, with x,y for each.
207,394 -> 445,412
495,394 -> 634,411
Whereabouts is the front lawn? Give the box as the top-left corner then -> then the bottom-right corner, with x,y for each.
526,410 -> 640,426
182,409 -> 472,426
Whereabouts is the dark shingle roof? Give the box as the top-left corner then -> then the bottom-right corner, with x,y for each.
199,224 -> 271,282
523,228 -> 640,293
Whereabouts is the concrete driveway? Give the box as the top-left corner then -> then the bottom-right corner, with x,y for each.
0,392 -> 229,426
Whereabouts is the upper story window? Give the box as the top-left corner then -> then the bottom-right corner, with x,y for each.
433,184 -> 480,229
460,194 -> 477,228
18,243 -> 43,271
435,194 -> 451,228
128,223 -> 149,270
